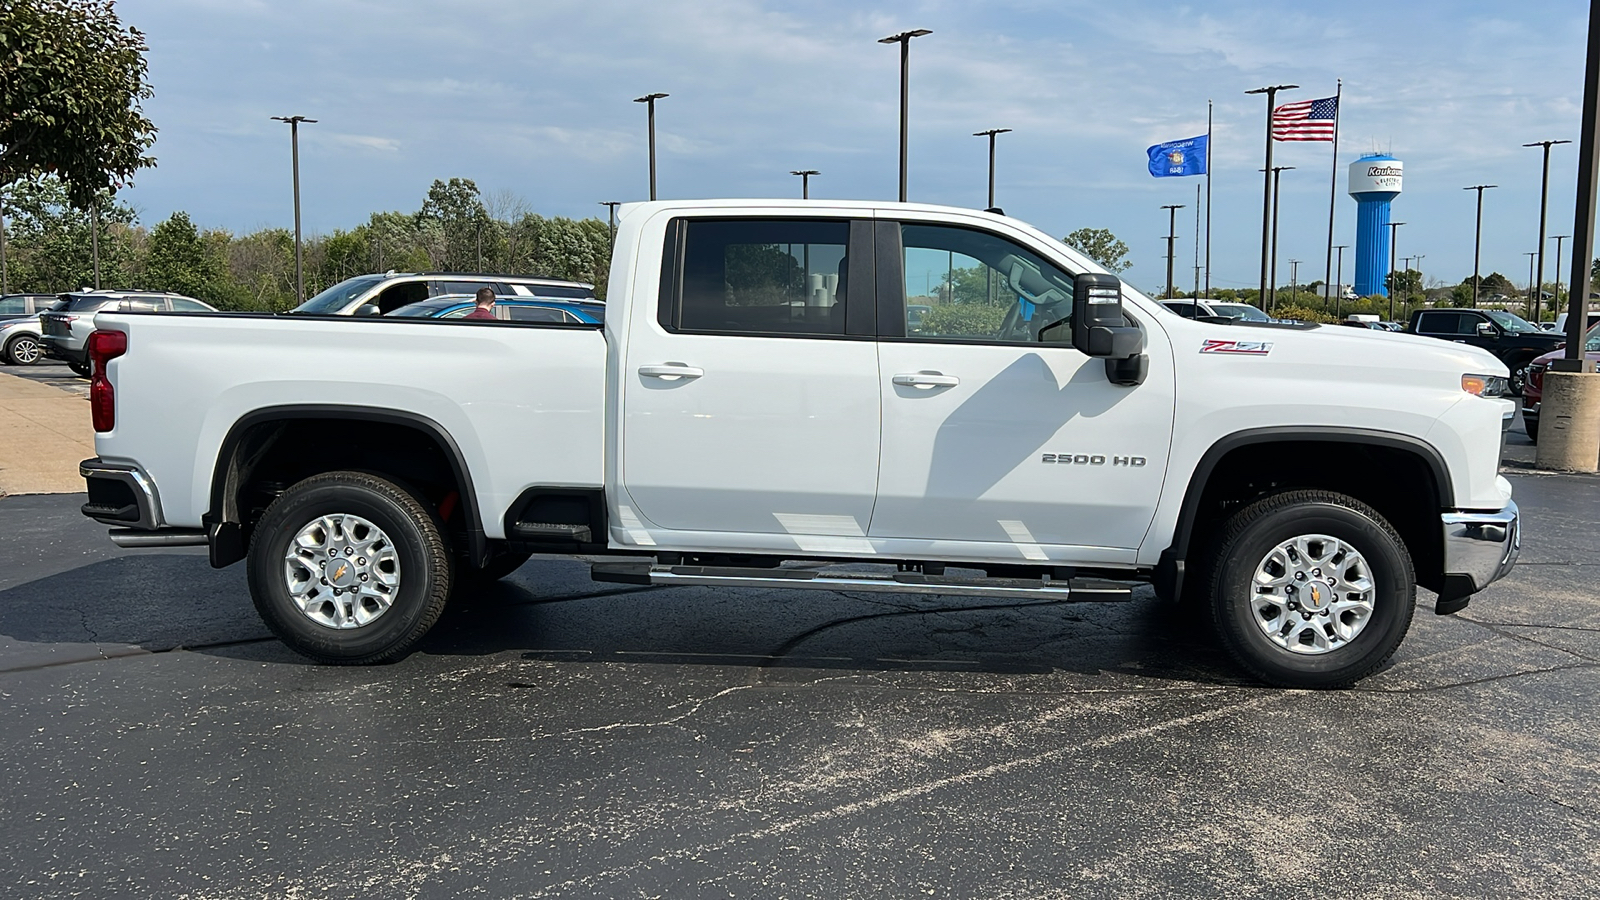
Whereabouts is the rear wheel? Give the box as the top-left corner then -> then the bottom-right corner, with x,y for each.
1207,490 -> 1415,689
68,359 -> 91,376
4,333 -> 43,366
247,471 -> 452,664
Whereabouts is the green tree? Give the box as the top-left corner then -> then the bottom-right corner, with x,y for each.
1384,268 -> 1423,299
1,0 -> 157,209
143,211 -> 220,301
1,175 -> 138,291
417,177 -> 497,271
1061,227 -> 1131,273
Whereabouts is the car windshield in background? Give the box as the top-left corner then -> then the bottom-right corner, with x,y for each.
1212,303 -> 1270,321
294,275 -> 385,314
387,300 -> 461,318
1588,321 -> 1600,351
1485,310 -> 1539,333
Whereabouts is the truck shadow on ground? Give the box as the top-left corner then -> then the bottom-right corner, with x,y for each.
0,554 -> 1249,686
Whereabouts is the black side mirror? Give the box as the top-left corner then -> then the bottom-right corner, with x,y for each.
1070,273 -> 1144,359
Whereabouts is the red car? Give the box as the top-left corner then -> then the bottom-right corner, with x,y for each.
1522,321 -> 1600,443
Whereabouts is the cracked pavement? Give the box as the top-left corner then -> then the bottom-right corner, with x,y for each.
1,470 -> 1598,899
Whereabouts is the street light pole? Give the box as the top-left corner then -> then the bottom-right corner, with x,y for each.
600,201 -> 621,240
1247,84 -> 1299,304
1161,203 -> 1185,300
1551,235 -> 1569,319
789,170 -> 819,199
1526,250 -> 1540,312
1524,140 -> 1572,321
271,115 -> 317,304
1,191 -> 8,295
1333,244 -> 1349,320
633,93 -> 668,201
972,128 -> 1011,209
1289,259 -> 1300,304
1264,165 -> 1293,310
1464,184 -> 1497,308
1386,221 -> 1405,320
880,29 -> 932,203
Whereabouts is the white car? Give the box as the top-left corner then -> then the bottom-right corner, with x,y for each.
77,200 -> 1518,689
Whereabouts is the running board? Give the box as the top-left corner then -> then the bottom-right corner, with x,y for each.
590,563 -> 1133,602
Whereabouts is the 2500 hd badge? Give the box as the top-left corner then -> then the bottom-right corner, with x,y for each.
1041,454 -> 1148,466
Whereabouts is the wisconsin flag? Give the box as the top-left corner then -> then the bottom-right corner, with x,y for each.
1146,135 -> 1209,177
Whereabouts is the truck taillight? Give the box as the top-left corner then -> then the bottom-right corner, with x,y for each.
88,329 -> 128,433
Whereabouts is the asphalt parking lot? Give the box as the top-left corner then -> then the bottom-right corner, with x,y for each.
1,371 -> 1597,898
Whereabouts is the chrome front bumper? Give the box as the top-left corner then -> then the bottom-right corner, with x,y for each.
1437,500 -> 1520,614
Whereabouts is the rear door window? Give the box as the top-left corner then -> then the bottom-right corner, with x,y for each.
1415,312 -> 1462,335
670,218 -> 851,336
169,298 -> 211,312
504,305 -> 573,323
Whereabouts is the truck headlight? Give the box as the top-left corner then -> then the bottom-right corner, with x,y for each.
1461,374 -> 1510,397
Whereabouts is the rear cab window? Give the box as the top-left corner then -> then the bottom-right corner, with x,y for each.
661,217 -> 857,337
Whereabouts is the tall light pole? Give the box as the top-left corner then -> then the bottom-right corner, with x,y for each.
789,170 -> 819,199
599,201 -> 621,239
1524,140 -> 1571,322
1525,250 -> 1540,313
1464,184 -> 1497,307
271,115 -> 316,304
90,199 -> 100,289
1161,203 -> 1185,301
1247,84 -> 1298,303
1,189 -> 9,295
1414,253 -> 1426,288
1265,165 -> 1294,310
1551,235 -> 1569,319
1386,221 -> 1405,320
1289,259 -> 1301,304
973,128 -> 1011,209
880,29 -> 932,203
634,93 -> 668,201
1333,244 -> 1349,320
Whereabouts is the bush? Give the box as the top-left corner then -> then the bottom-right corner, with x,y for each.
920,303 -> 1007,338
1273,303 -> 1336,324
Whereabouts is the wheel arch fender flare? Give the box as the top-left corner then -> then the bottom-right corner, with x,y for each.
206,404 -> 486,568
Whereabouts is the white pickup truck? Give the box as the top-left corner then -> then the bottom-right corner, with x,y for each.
78,200 -> 1520,688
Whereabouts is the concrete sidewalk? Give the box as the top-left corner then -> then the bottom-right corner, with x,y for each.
0,369 -> 94,495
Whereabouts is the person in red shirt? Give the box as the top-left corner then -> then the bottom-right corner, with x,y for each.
464,287 -> 497,320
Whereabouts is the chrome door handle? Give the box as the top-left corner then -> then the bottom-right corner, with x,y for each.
892,372 -> 960,389
638,363 -> 704,380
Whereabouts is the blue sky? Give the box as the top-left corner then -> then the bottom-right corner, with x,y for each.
117,0 -> 1589,296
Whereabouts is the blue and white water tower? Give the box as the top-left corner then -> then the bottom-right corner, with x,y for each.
1349,154 -> 1404,296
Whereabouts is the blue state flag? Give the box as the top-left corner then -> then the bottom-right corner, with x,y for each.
1147,135 -> 1209,177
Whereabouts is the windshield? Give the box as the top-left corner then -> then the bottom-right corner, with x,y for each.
1485,310 -> 1539,333
65,295 -> 117,312
294,275 -> 386,314
1588,321 -> 1600,351
1213,303 -> 1270,321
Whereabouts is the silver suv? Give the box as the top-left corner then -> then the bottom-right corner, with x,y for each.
291,271 -> 596,316
40,291 -> 216,374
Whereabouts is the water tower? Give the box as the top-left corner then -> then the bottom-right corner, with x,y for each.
1349,155 -> 1403,296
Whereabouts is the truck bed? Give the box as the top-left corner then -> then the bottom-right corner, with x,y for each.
92,312 -> 608,539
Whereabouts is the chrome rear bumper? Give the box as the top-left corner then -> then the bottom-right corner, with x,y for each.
1436,500 -> 1519,614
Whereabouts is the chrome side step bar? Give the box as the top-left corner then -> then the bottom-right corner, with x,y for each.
590,563 -> 1134,602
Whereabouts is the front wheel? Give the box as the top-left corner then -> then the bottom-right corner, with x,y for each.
4,333 -> 43,366
1207,490 -> 1415,689
247,471 -> 453,664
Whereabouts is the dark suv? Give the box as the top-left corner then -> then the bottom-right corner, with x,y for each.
1407,308 -> 1565,394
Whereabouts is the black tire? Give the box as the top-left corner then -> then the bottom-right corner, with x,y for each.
1206,490 -> 1415,689
1508,360 -> 1532,397
247,471 -> 453,664
4,333 -> 44,366
1525,417 -> 1539,444
68,358 -> 91,377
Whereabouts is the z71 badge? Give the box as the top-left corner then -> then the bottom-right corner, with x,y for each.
1200,339 -> 1273,355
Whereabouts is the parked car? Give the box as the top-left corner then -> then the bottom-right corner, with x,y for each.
40,291 -> 217,375
80,198 -> 1518,689
0,310 -> 53,365
291,272 -> 596,317
1553,311 -> 1600,336
0,293 -> 63,318
1521,320 -> 1600,443
1160,298 -> 1219,318
1407,308 -> 1564,394
387,295 -> 605,324
1537,321 -> 1560,332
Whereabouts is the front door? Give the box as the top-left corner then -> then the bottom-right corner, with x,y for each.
620,214 -> 882,546
870,220 -> 1174,558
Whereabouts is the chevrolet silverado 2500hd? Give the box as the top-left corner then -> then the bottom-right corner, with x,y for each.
77,200 -> 1520,688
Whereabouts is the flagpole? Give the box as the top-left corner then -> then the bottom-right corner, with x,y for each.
1323,79 -> 1343,309
1205,99 -> 1213,299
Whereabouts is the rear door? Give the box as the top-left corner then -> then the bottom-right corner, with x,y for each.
869,218 -> 1175,560
619,213 -> 881,543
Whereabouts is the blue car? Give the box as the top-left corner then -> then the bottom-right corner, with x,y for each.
387,294 -> 604,325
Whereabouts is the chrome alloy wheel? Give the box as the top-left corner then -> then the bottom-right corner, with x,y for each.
1249,534 -> 1376,655
10,335 -> 42,364
282,513 -> 401,629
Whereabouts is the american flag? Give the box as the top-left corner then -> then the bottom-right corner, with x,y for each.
1272,95 -> 1338,142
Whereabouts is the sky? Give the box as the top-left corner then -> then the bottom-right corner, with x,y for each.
113,0 -> 1591,296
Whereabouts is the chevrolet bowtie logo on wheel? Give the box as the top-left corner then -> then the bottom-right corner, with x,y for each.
334,564 -> 347,581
